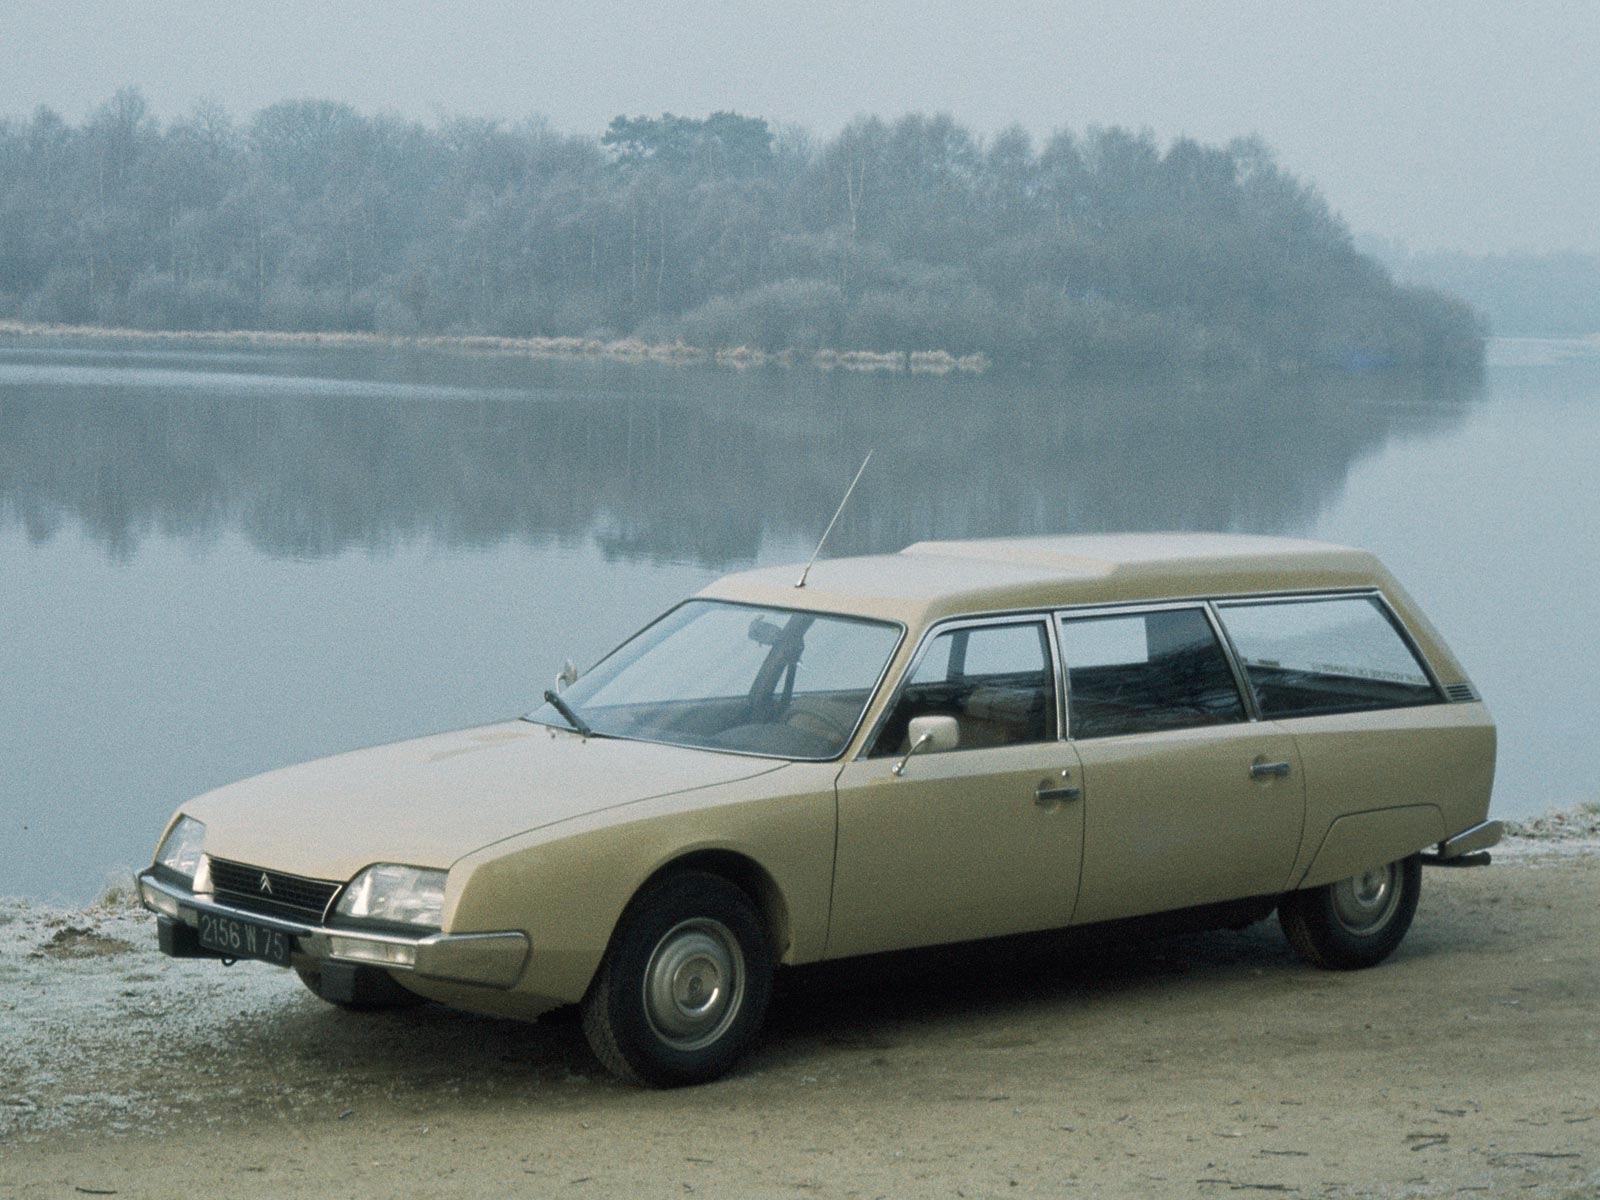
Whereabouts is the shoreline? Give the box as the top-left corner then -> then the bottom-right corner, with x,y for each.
1498,801 -> 1600,859
0,319 -> 992,376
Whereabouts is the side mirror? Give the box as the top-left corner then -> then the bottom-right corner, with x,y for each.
554,658 -> 579,693
893,715 -> 960,776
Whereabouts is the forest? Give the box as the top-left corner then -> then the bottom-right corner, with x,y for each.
0,89 -> 1482,371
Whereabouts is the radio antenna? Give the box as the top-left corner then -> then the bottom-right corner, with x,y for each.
796,451 -> 872,588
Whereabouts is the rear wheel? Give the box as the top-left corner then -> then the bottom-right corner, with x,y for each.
582,871 -> 773,1087
1279,854 -> 1422,970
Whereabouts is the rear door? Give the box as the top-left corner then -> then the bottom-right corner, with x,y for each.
1060,604 -> 1307,926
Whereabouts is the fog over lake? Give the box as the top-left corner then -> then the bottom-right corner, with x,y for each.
3,341 -> 1596,902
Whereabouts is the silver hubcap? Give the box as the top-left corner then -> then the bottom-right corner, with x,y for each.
1330,862 -> 1401,935
642,918 -> 745,1051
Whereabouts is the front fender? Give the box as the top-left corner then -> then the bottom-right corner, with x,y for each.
442,761 -> 840,1007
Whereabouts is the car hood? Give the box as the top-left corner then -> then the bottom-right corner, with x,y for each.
182,721 -> 786,883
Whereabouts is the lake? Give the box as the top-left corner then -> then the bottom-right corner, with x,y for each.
3,338 -> 1596,903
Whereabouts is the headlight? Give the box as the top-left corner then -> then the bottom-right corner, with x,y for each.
154,816 -> 206,882
335,864 -> 447,929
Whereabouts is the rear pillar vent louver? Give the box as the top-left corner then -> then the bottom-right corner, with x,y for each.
1444,682 -> 1478,702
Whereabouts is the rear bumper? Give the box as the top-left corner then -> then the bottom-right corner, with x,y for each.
1438,819 -> 1503,858
1420,819 -> 1503,867
138,871 -> 528,989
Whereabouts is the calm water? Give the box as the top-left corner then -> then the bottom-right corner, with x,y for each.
3,340 -> 1597,903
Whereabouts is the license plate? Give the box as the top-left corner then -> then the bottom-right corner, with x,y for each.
196,911 -> 293,966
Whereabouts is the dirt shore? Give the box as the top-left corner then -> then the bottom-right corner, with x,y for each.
0,320 -> 990,375
2,835 -> 1597,1199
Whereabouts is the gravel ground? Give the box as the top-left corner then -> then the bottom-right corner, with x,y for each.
1,815 -> 1597,1198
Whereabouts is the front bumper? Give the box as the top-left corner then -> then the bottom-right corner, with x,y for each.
138,871 -> 529,989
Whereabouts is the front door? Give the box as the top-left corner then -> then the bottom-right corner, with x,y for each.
827,617 -> 1085,959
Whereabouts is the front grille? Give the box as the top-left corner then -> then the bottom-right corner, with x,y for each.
1444,682 -> 1478,702
209,858 -> 341,924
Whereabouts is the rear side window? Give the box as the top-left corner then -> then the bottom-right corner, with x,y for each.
1059,608 -> 1245,739
1217,596 -> 1439,719
870,621 -> 1057,755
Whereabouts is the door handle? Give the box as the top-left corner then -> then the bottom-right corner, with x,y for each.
1250,760 -> 1292,779
1035,770 -> 1082,805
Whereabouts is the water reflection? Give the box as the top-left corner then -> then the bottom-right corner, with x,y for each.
0,343 -> 1483,565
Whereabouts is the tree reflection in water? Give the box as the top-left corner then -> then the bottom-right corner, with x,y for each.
0,342 -> 1483,565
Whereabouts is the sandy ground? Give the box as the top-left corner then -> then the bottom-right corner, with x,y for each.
2,827 -> 1598,1199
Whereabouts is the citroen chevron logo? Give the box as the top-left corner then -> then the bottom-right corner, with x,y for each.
258,872 -> 273,894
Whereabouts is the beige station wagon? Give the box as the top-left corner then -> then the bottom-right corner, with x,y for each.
140,534 -> 1500,1085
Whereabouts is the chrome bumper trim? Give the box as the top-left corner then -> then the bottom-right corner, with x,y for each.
1437,819 -> 1503,859
138,872 -> 529,989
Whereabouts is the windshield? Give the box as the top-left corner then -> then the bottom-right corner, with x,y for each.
527,600 -> 903,759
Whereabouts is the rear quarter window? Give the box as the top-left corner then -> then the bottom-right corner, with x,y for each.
1216,595 -> 1440,719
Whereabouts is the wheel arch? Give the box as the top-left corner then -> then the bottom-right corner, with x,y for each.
1296,804 -> 1444,891
628,849 -> 794,965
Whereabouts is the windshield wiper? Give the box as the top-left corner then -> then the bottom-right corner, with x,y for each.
542,689 -> 596,738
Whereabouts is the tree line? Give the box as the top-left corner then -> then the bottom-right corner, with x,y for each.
0,89 -> 1482,370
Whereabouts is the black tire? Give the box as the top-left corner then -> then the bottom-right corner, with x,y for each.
293,963 -> 425,1011
1278,854 -> 1422,970
581,871 -> 773,1087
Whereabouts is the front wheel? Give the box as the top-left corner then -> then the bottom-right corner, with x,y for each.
1278,854 -> 1422,970
582,871 -> 774,1087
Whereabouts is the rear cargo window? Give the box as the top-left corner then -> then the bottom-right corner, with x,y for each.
1216,596 -> 1439,719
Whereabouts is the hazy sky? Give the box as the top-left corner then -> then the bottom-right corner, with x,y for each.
3,1 -> 1597,254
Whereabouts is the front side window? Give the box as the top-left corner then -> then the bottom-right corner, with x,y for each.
1060,607 -> 1245,739
527,600 -> 901,759
1216,595 -> 1438,719
870,621 -> 1057,755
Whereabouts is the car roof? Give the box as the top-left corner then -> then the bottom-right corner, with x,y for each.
699,533 -> 1389,627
